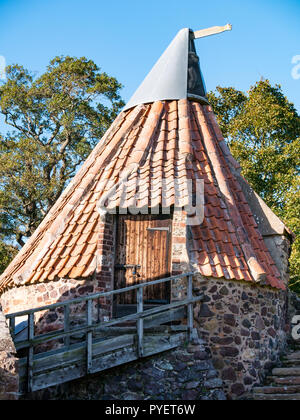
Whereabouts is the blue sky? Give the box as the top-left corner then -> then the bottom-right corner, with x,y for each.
0,0 -> 299,112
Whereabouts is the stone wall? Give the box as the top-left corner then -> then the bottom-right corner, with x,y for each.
0,307 -> 19,400
22,332 -> 226,401
0,214 -> 116,339
0,276 -> 109,338
194,276 -> 289,399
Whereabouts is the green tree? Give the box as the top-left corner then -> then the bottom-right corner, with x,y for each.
0,56 -> 124,258
208,80 -> 300,292
0,237 -> 17,274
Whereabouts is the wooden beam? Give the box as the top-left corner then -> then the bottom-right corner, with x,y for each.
193,24 -> 232,40
137,287 -> 144,358
187,274 -> 193,340
64,305 -> 70,348
86,299 -> 93,374
27,313 -> 34,393
18,333 -> 186,393
14,296 -> 203,351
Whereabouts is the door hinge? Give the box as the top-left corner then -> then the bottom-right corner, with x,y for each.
147,226 -> 171,233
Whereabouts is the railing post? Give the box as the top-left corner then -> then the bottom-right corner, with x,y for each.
187,274 -> 194,340
9,316 -> 15,342
97,298 -> 101,324
27,313 -> 34,393
137,286 -> 144,358
86,299 -> 93,374
64,304 -> 70,348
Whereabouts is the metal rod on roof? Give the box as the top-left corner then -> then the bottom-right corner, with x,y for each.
193,24 -> 232,39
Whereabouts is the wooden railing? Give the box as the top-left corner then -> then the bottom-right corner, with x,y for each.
6,272 -> 203,393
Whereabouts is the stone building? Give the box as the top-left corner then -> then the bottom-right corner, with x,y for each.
0,27 -> 294,399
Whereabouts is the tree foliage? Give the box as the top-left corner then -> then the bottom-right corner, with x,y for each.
0,236 -> 17,274
208,80 -> 300,292
0,56 -> 124,253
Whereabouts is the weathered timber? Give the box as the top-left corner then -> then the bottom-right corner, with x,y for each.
94,324 -> 188,338
14,298 -> 199,351
272,368 -> 300,377
27,313 -> 34,393
137,286 -> 144,357
267,376 -> 300,385
19,335 -> 135,375
253,393 -> 300,401
286,352 -> 300,361
253,385 -> 300,394
86,300 -> 93,374
18,332 -> 185,393
8,272 -> 202,394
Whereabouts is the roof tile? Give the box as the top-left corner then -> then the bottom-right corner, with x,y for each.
0,99 -> 285,292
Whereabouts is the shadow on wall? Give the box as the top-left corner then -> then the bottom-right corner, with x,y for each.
12,281 -> 114,356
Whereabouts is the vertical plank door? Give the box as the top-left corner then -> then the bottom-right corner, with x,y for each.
115,214 -> 172,305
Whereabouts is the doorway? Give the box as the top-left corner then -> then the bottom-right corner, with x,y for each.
114,213 -> 172,311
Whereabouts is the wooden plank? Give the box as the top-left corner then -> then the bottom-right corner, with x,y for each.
143,333 -> 186,357
14,296 -> 203,351
9,316 -> 15,342
27,313 -> 34,393
19,335 -> 135,375
137,287 -> 144,357
86,299 -> 93,374
28,363 -> 87,393
19,333 -> 185,393
94,306 -> 187,334
64,305 -> 70,348
144,306 -> 186,328
187,274 -> 193,339
114,214 -> 173,304
90,346 -> 137,375
94,325 -> 188,337
19,334 -> 136,392
193,24 -> 232,40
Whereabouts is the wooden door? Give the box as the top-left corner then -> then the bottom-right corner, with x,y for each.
114,214 -> 172,305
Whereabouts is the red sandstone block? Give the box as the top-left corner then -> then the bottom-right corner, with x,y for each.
12,300 -> 23,306
173,236 -> 186,244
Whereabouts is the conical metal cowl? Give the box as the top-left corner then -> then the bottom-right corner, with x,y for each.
124,28 -> 208,111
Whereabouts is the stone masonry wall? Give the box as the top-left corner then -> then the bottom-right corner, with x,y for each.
194,276 -> 289,399
22,331 -> 226,401
0,214 -> 116,338
1,275 -> 113,338
0,307 -> 19,400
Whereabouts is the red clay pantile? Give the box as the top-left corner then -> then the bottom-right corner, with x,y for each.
0,99 -> 287,292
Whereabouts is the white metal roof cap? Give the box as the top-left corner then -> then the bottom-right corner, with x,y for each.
124,28 -> 191,111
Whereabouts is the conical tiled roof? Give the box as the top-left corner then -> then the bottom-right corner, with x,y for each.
0,99 -> 284,291
0,29 -> 286,292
